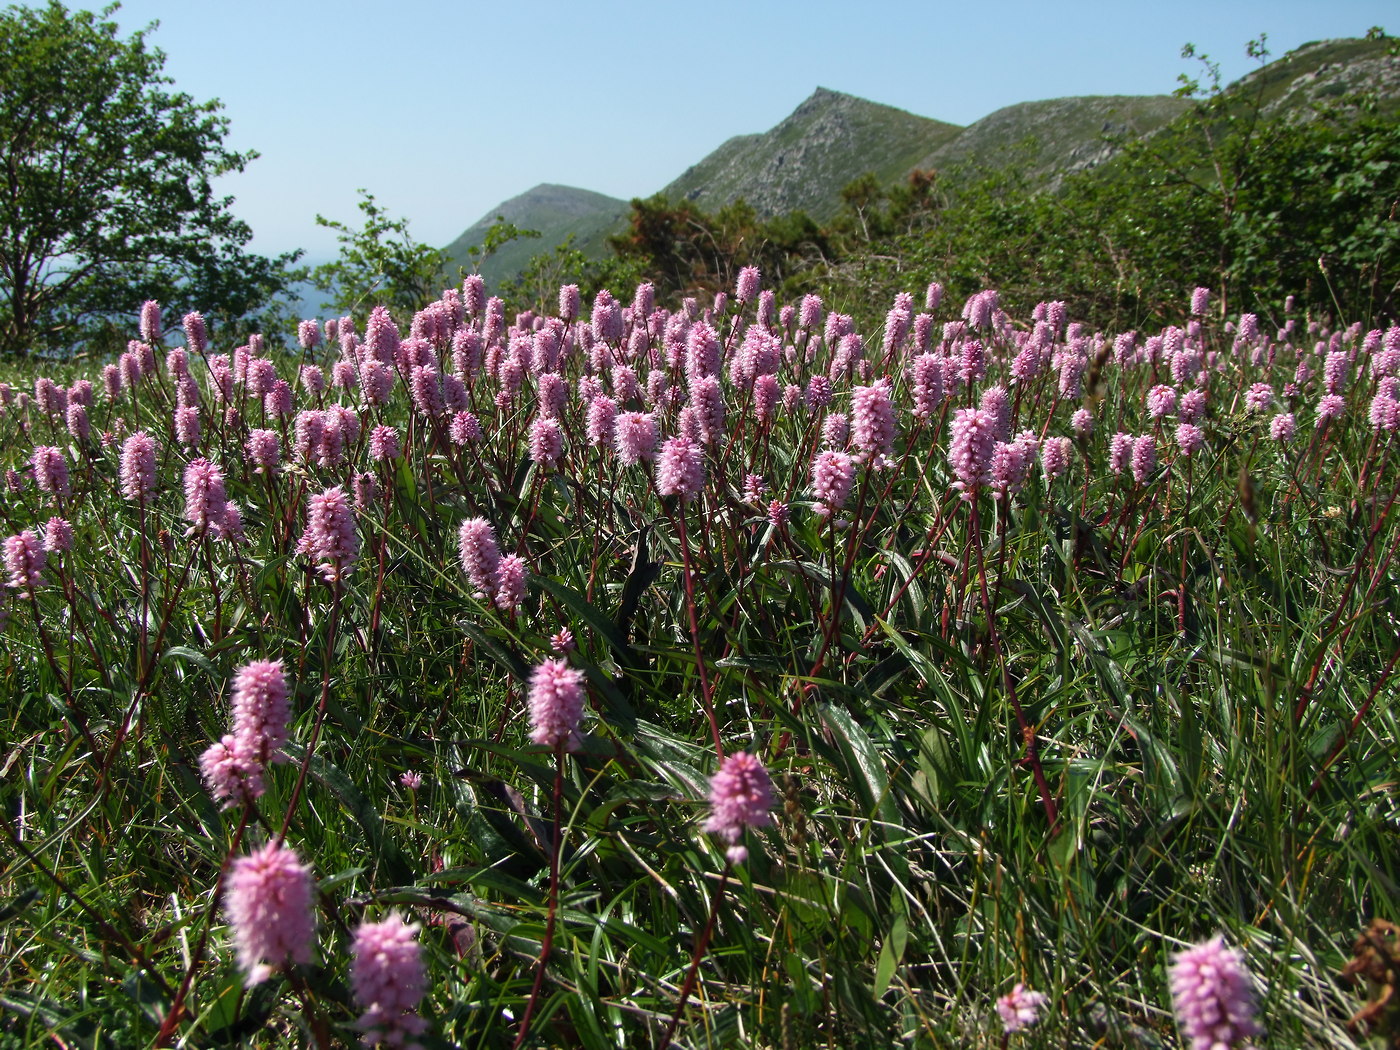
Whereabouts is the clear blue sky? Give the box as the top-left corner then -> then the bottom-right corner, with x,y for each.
88,0 -> 1395,262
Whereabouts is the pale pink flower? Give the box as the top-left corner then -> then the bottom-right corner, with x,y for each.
689,375 -> 726,446
351,912 -> 429,1049
183,458 -> 228,536
704,752 -> 775,864
735,266 -> 761,303
527,658 -> 586,750
225,842 -> 316,985
1176,423 -> 1206,457
586,396 -> 618,450
852,379 -> 896,461
246,358 -> 278,399
457,518 -> 501,598
910,354 -> 944,418
247,429 -> 281,473
1269,412 -> 1297,443
121,432 -> 159,504
1109,432 -> 1134,475
139,300 -> 162,343
656,436 -> 704,502
538,371 -> 568,417
948,408 -> 996,496
685,322 -> 721,383
991,440 -> 1033,496
3,531 -> 46,596
753,374 -> 780,426
591,289 -> 624,343
297,486 -> 358,582
997,983 -> 1048,1034
41,516 -> 72,555
1316,393 -> 1345,427
230,660 -> 291,766
292,320 -> 319,353
805,375 -> 832,410
449,411 -> 483,445
66,402 -> 90,443
495,553 -> 527,613
528,416 -> 564,467
1179,389 -> 1207,423
174,405 -> 200,448
29,446 -> 70,501
200,734 -> 263,806
742,474 -> 767,504
822,412 -> 849,449
1040,437 -> 1072,482
1131,435 -> 1157,485
558,283 -> 580,322
1370,393 -> 1400,432
369,425 -> 401,462
1169,935 -> 1261,1050
1244,383 -> 1274,413
1147,384 -> 1178,419
811,450 -> 855,517
182,312 -> 208,355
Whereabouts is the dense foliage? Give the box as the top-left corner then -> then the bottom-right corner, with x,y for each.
0,1 -> 298,357
1,275 -> 1397,1048
307,191 -> 451,322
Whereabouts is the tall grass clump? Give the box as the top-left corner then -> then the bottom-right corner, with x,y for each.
0,280 -> 1397,1048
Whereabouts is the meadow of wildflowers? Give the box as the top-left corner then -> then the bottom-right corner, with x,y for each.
0,275 -> 1396,1048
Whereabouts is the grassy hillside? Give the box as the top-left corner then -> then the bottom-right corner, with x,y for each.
920,95 -> 1191,186
440,184 -> 627,295
1232,36 -> 1400,117
662,87 -> 963,220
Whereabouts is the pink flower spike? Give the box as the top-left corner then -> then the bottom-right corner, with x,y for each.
4,531 -> 47,597
457,518 -> 501,598
655,436 -> 704,502
351,912 -> 429,1049
296,486 -> 358,583
494,553 -> 527,613
224,842 -> 316,986
182,457 -> 228,536
703,752 -> 775,857
1169,935 -> 1261,1050
527,658 -> 586,750
29,446 -> 70,501
230,660 -> 291,766
43,517 -> 73,555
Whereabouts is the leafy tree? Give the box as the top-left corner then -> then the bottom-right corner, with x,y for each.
459,215 -> 541,275
607,194 -> 828,305
0,1 -> 299,356
307,189 -> 447,320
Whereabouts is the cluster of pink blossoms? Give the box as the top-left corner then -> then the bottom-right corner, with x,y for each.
1168,935 -> 1261,1049
704,752 -> 775,864
297,486 -> 359,582
351,913 -> 429,1049
224,841 -> 315,985
457,516 -> 528,612
199,660 -> 292,806
526,658 -> 586,750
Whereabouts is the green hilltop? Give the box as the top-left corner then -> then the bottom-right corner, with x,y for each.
441,35 -> 1400,292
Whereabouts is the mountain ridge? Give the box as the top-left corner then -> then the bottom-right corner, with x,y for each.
440,36 -> 1400,291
